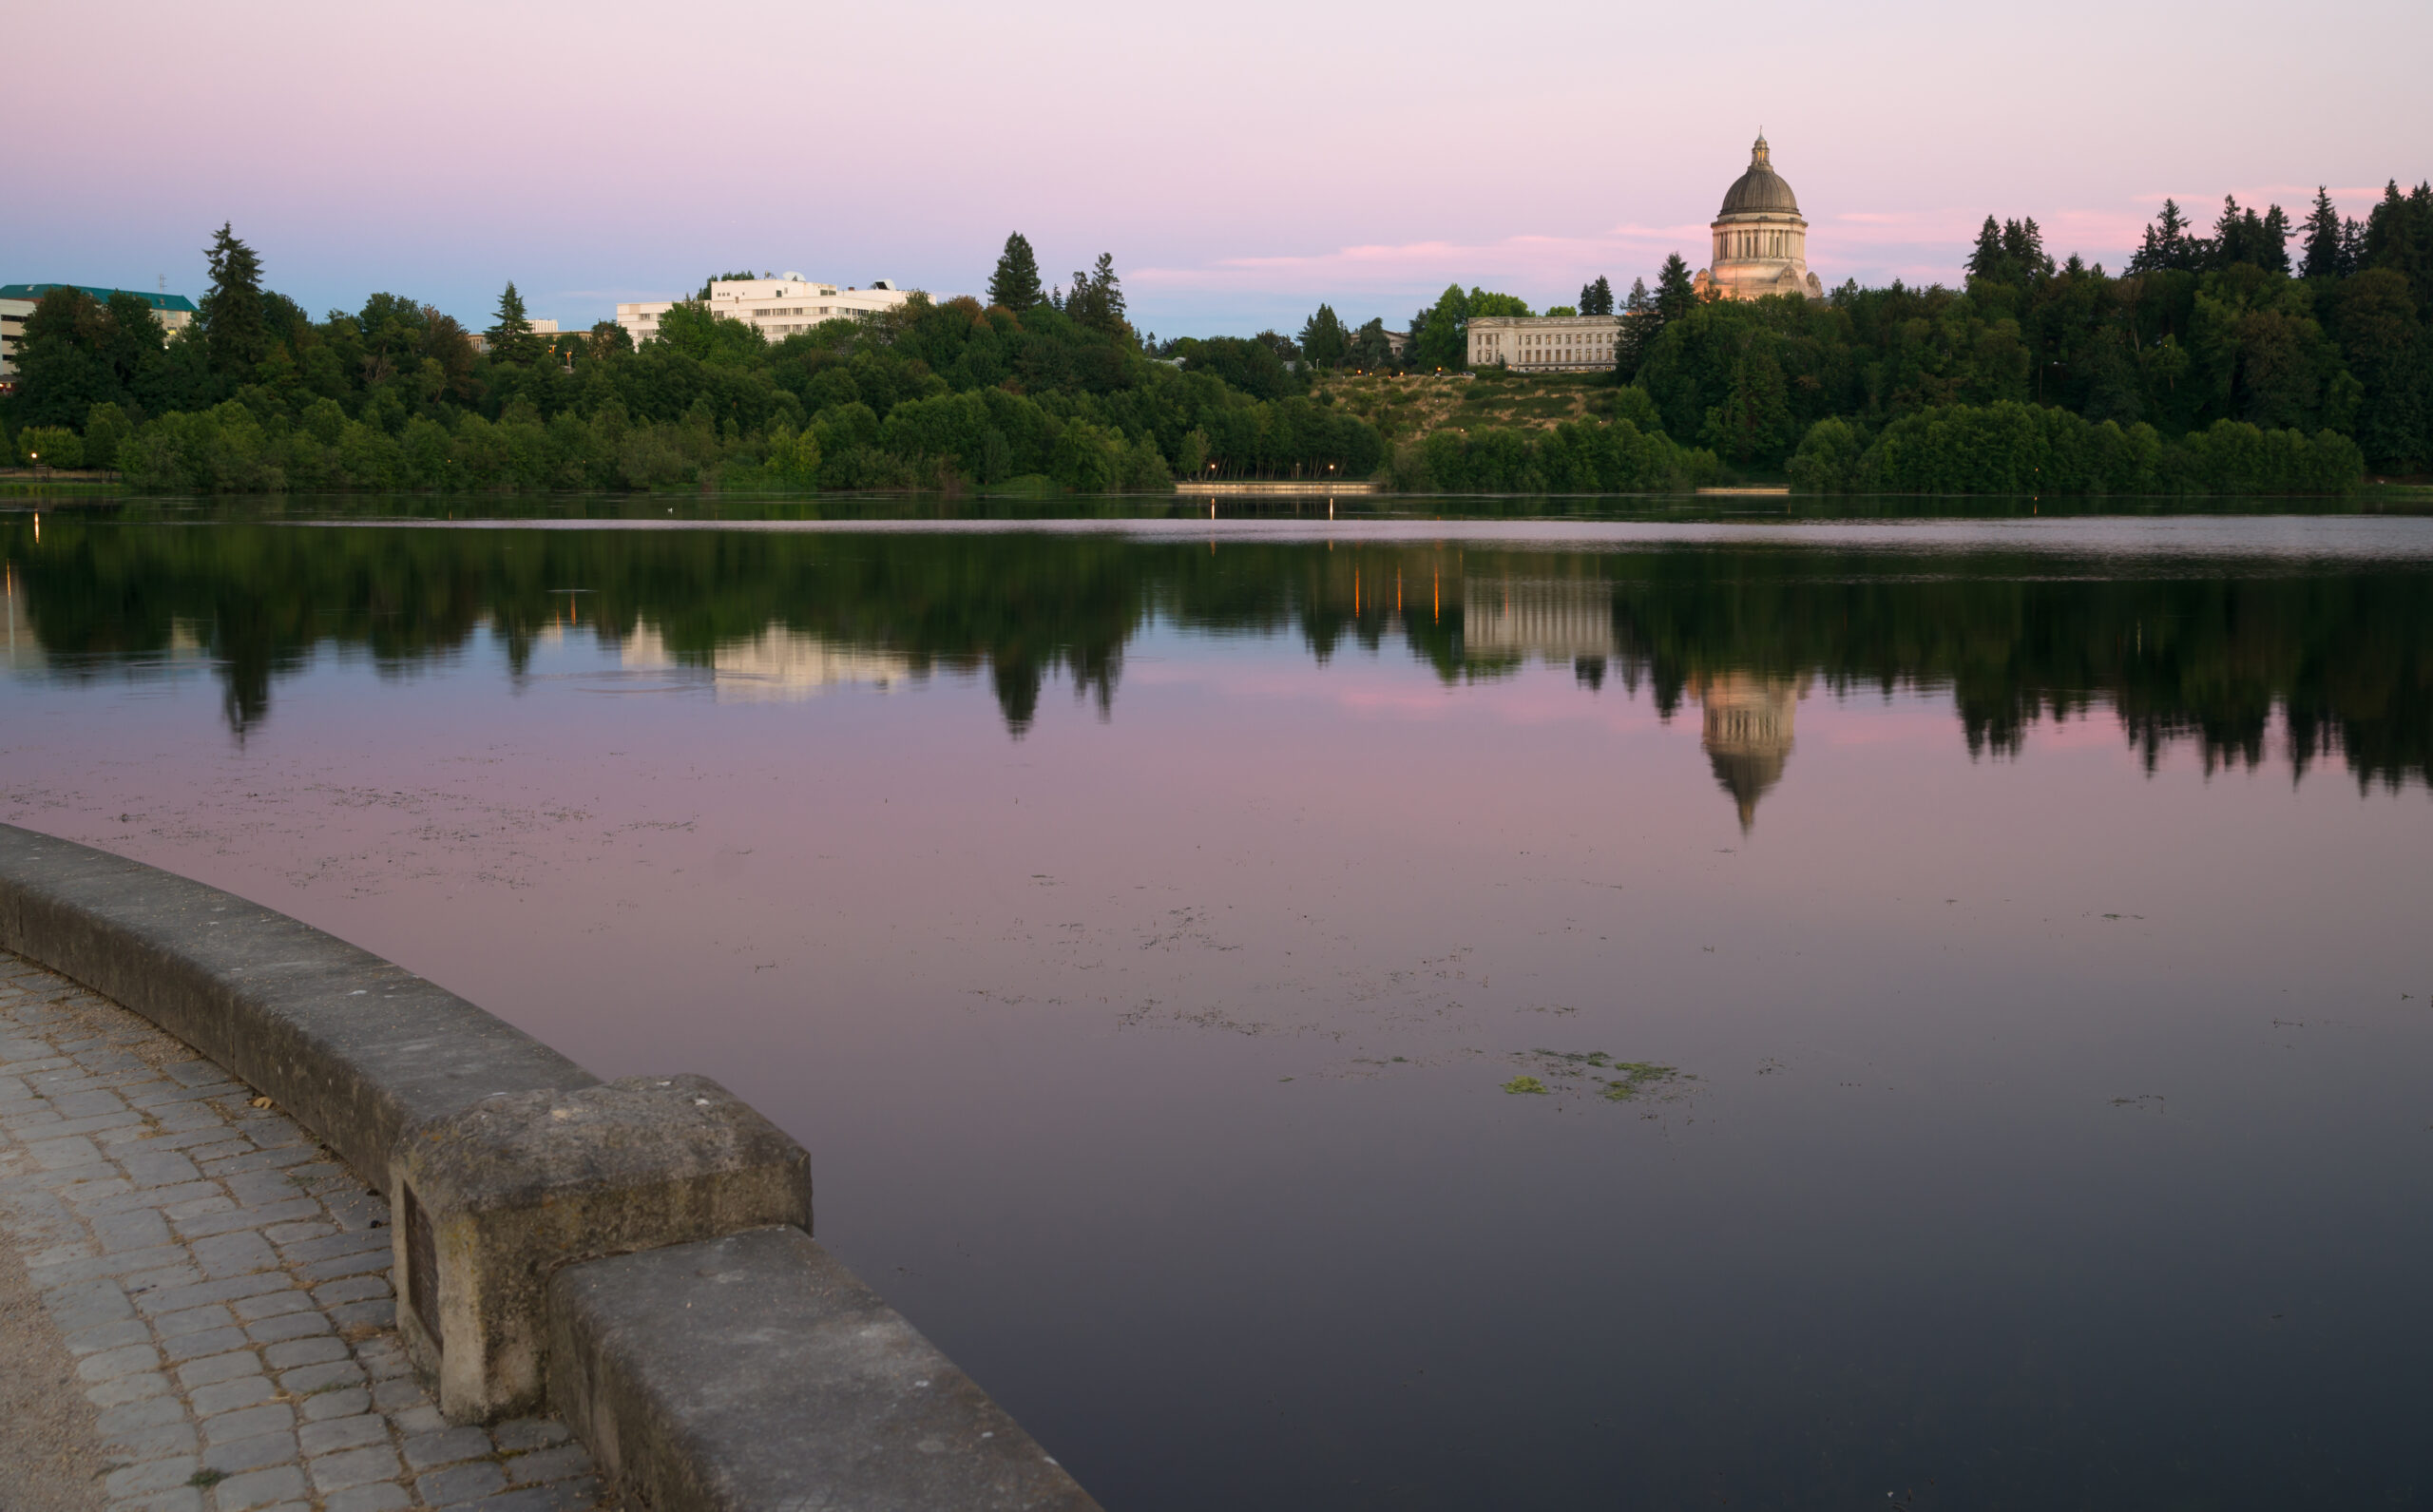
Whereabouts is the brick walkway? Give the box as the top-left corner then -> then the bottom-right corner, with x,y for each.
0,950 -> 609,1512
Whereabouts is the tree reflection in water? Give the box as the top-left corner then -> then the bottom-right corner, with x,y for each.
5,513 -> 2429,803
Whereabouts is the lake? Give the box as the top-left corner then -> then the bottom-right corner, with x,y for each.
5,497 -> 2429,1510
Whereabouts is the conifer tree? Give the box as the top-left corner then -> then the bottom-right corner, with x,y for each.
1615,278 -> 1657,378
1965,217 -> 2005,283
2131,199 -> 2200,274
487,281 -> 541,364
987,233 -> 1044,313
1999,217 -> 2053,281
2258,204 -> 2292,275
1578,276 -> 1614,316
1298,303 -> 1349,369
1655,254 -> 1697,321
200,222 -> 269,377
2301,187 -> 2346,279
1063,254 -> 1127,335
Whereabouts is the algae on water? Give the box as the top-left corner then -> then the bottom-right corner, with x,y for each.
1503,1049 -> 1691,1105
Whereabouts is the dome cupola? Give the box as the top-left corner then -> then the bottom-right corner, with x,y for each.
1718,134 -> 1801,217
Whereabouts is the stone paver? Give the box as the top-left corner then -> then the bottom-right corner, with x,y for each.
0,950 -> 613,1512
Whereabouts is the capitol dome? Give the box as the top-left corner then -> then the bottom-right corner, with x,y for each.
1695,133 -> 1826,303
1718,136 -> 1800,216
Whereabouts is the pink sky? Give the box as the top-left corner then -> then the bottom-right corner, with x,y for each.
11,0 -> 2429,336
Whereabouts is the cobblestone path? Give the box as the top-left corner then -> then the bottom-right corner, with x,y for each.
0,950 -> 610,1512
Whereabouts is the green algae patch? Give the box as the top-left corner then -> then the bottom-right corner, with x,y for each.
1599,1062 -> 1679,1101
1506,1049 -> 1693,1107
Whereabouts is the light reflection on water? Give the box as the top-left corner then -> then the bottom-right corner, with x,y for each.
4,506 -> 2430,1510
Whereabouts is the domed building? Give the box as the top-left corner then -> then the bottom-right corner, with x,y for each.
1695,135 -> 1826,302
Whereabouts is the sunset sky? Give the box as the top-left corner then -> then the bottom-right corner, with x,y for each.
13,0 -> 2429,337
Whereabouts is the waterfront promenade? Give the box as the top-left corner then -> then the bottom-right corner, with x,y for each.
0,950 -> 605,1512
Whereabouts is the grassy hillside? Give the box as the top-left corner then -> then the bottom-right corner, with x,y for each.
1317,371 -> 1620,446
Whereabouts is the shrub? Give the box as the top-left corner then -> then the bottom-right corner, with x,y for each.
18,425 -> 82,469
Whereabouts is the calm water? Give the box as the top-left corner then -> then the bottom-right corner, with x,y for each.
5,499 -> 2430,1510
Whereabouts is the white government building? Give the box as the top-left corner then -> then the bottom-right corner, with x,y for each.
1464,132 -> 1824,370
617,274 -> 913,346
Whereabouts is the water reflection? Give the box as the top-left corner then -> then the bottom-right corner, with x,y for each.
5,516 -> 2431,805
7,506 -> 2432,1509
1694,671 -> 1810,829
621,623 -> 912,702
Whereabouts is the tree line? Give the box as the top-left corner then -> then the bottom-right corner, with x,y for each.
1633,183 -> 2432,490
9,177 -> 2428,497
1,228 -> 1387,492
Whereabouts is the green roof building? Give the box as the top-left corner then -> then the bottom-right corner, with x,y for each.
0,283 -> 198,386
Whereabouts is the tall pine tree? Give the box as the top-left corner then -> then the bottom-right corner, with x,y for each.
1965,217 -> 2005,282
487,281 -> 541,364
987,232 -> 1044,312
1578,275 -> 1614,315
1298,303 -> 1349,368
1655,253 -> 1697,321
1615,278 -> 1657,378
2130,200 -> 2201,274
1063,253 -> 1127,335
200,222 -> 269,378
2301,187 -> 2346,278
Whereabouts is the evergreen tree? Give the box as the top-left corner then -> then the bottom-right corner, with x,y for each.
1578,276 -> 1614,316
2258,204 -> 2292,275
2301,188 -> 2346,278
200,222 -> 270,377
1965,216 -> 2005,282
2000,217 -> 2053,281
2340,217 -> 2367,278
1298,303 -> 1349,369
987,232 -> 1044,312
2131,200 -> 2202,275
486,281 -> 541,365
1655,253 -> 1697,321
2363,180 -> 2433,308
1063,253 -> 1127,335
1615,278 -> 1658,378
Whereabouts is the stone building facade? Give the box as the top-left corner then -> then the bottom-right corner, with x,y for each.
1695,135 -> 1825,302
1465,315 -> 1620,372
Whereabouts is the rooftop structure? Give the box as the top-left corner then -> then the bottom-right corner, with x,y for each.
617,274 -> 912,347
1695,135 -> 1826,302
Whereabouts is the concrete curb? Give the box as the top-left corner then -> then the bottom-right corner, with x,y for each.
0,824 -> 1101,1512
0,825 -> 596,1190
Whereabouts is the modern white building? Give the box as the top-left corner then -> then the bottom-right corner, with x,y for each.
1466,315 -> 1621,372
617,275 -> 913,346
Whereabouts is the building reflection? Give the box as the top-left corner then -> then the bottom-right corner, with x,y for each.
1459,576 -> 1620,666
4,563 -> 39,675
1690,672 -> 1810,831
622,624 -> 912,703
